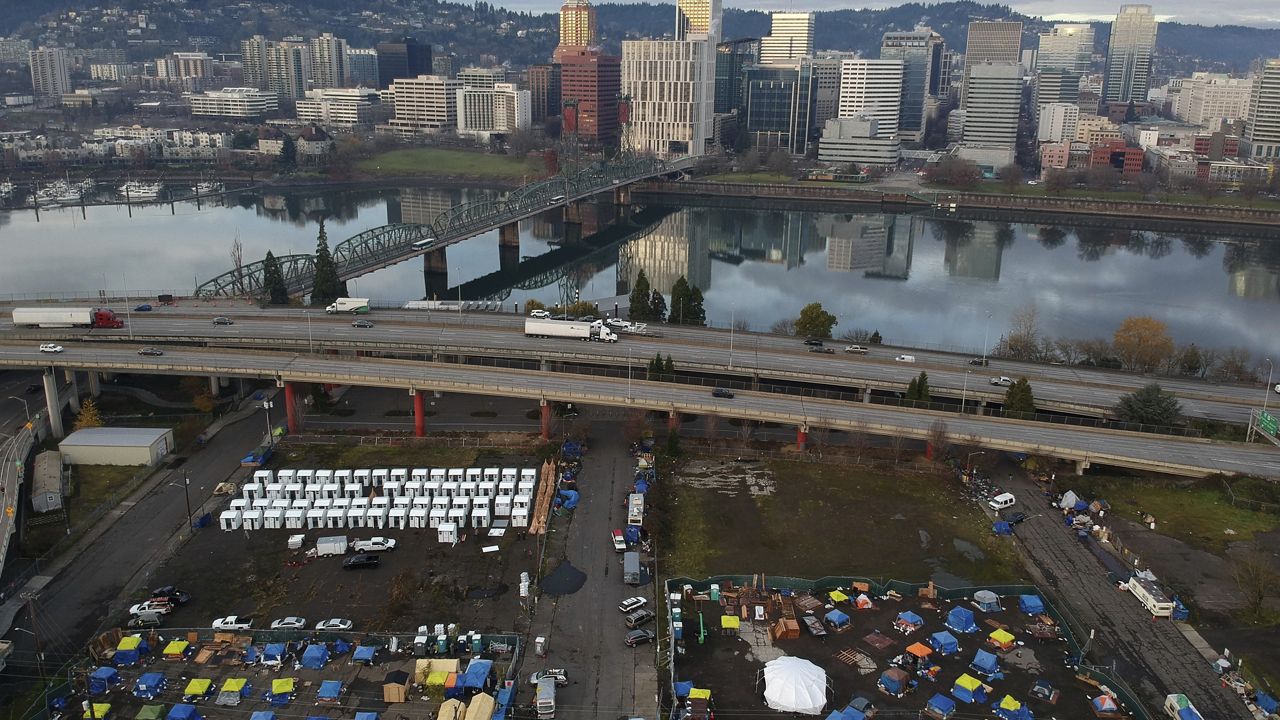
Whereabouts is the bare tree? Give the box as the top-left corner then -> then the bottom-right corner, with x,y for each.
770,318 -> 796,336
848,429 -> 870,464
230,233 -> 245,296
737,419 -> 757,444
1214,347 -> 1255,382
1053,338 -> 1083,365
732,317 -> 751,332
1232,548 -> 1280,619
993,303 -> 1044,361
928,420 -> 950,459
890,435 -> 907,465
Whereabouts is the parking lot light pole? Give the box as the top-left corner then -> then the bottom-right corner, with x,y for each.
169,471 -> 192,528
6,396 -> 30,421
965,450 -> 985,477
960,371 -> 971,414
262,401 -> 275,445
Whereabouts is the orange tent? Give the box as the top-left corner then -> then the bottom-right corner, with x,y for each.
907,642 -> 932,659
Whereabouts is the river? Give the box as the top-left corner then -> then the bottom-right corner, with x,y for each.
1,185 -> 1277,359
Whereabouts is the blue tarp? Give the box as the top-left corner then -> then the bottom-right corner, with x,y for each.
114,648 -> 141,667
674,682 -> 694,698
971,650 -> 999,675
1256,693 -> 1278,713
263,644 -> 286,662
250,713 -> 276,720
1018,595 -> 1045,615
332,638 -> 351,654
166,705 -> 200,720
897,610 -> 923,627
879,669 -> 909,695
317,681 -> 342,701
133,673 -> 166,699
89,667 -> 121,695
462,658 -> 493,689
557,490 -> 580,510
301,644 -> 330,670
825,609 -> 850,627
946,607 -> 978,634
354,713 -> 378,720
952,678 -> 987,704
929,631 -> 959,655
493,685 -> 514,720
994,703 -> 1034,720
1178,708 -> 1202,720
993,521 -> 1013,536
927,694 -> 957,717
352,646 -> 376,664
841,709 -> 866,720
624,526 -> 642,543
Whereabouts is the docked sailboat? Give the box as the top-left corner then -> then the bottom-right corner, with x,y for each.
119,180 -> 163,201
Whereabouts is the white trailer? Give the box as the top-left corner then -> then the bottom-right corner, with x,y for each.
524,318 -> 618,342
313,535 -> 348,557
325,297 -> 371,314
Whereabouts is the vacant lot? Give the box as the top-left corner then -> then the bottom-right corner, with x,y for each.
659,456 -> 1025,587
356,148 -> 536,179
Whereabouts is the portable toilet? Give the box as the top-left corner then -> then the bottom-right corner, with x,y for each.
354,469 -> 372,487
264,509 -> 285,529
325,508 -> 346,528
334,469 -> 353,485
371,469 -> 389,487
347,506 -> 365,528
410,507 -> 429,528
448,506 -> 468,529
285,509 -> 305,529
389,507 -> 409,530
429,508 -> 448,529
494,496 -> 512,516
431,468 -> 447,483
438,522 -> 458,544
412,468 -> 429,483
306,508 -> 325,529
390,468 -> 409,484
219,510 -> 243,531
405,481 -> 423,499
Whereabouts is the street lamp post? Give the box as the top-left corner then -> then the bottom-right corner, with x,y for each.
6,396 -> 30,421
1263,358 -> 1274,416
305,311 -> 313,353
981,311 -> 993,365
169,471 -> 192,528
262,401 -> 275,445
965,450 -> 986,477
729,310 -> 735,370
960,371 -> 971,414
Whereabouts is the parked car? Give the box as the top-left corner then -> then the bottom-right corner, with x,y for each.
802,338 -> 824,347
211,616 -> 253,630
38,343 -> 63,353
712,387 -> 735,399
212,316 -> 234,325
529,309 -> 551,319
990,376 -> 1014,387
270,616 -> 307,630
612,529 -> 628,552
969,358 -> 989,366
529,669 -> 569,687
133,303 -> 153,312
128,613 -> 163,629
624,629 -> 656,647
618,597 -> 647,613
315,618 -> 354,631
577,315 -> 598,322
342,553 -> 381,569
809,347 -> 835,354
137,347 -> 164,356
351,319 -> 374,328
129,600 -> 173,616
151,586 -> 191,604
844,345 -> 869,355
1001,510 -> 1029,525
351,537 -> 397,553
624,608 -> 656,628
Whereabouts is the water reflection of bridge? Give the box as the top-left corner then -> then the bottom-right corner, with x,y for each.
437,206 -> 676,301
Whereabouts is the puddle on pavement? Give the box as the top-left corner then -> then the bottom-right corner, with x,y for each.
676,460 -> 776,497
1002,644 -> 1045,673
953,538 -> 987,562
927,565 -> 973,588
539,560 -> 587,596
919,529 -> 931,550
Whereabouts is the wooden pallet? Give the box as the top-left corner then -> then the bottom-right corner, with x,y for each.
528,460 -> 557,535
835,648 -> 878,675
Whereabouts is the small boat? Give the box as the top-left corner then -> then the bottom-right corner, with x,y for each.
119,180 -> 163,201
195,181 -> 221,195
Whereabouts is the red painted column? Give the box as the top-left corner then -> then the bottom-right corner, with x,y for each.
414,392 -> 427,437
284,382 -> 299,434
540,400 -> 552,440
796,426 -> 808,452
668,411 -> 680,432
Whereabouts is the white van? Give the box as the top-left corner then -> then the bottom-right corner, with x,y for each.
894,354 -> 916,363
535,677 -> 556,718
988,492 -> 1016,511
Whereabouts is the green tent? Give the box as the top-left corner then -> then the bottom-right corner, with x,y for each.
136,706 -> 164,720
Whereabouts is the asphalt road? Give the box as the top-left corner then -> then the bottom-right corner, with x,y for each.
1,342 -> 1278,479
1,306 -> 1268,424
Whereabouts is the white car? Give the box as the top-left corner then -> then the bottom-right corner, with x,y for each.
270,616 -> 307,630
129,600 -> 173,616
990,376 -> 1014,387
529,309 -> 551,319
605,318 -> 630,329
988,492 -> 1017,511
315,618 -> 354,631
38,343 -> 63,353
212,615 -> 254,630
618,597 -> 647,613
351,537 -> 397,553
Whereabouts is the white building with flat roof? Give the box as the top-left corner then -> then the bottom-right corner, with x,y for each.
384,75 -> 463,135
622,38 -> 715,158
1038,102 -> 1080,143
759,12 -> 814,64
187,87 -> 279,118
456,83 -> 531,140
296,87 -> 382,128
58,427 -> 175,466
817,116 -> 901,166
837,59 -> 904,134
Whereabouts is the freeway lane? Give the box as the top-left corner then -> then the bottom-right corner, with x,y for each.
3,309 -> 1258,424
1,342 -> 1278,478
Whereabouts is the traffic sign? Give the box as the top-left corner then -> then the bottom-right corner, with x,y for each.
1260,410 -> 1278,436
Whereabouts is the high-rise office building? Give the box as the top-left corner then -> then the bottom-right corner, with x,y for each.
29,47 -> 70,98
1034,67 -> 1081,117
385,75 -> 463,134
528,64 -> 562,122
559,48 -> 621,146
1245,59 -> 1280,160
1176,73 -> 1253,128
759,12 -> 814,64
240,35 -> 269,89
837,59 -> 905,133
346,48 -> 379,87
1036,24 -> 1093,73
1104,5 -> 1157,103
622,39 -> 715,157
309,33 -> 349,89
558,0 -> 598,49
1037,102 -> 1080,142
962,62 -> 1022,146
676,0 -> 721,41
879,29 -> 945,141
157,52 -> 213,79
266,42 -> 309,99
376,37 -> 432,90
714,38 -> 758,114
457,83 -> 532,139
457,67 -> 506,89
810,54 -> 849,126
742,59 -> 815,154
962,20 -> 1021,106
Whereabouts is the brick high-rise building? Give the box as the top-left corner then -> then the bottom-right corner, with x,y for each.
528,63 -> 562,122
558,48 -> 621,146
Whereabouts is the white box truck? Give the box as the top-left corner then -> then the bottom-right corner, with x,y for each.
524,318 -> 617,342
627,493 -> 645,526
325,298 -> 371,314
535,677 -> 556,718
313,535 -> 348,557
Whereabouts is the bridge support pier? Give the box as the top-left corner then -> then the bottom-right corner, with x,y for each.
796,425 -> 808,452
862,385 -> 871,403
43,369 -> 64,439
86,372 -> 101,398
667,411 -> 680,432
563,222 -> 582,246
64,370 -> 80,414
1075,459 -> 1090,475
284,382 -> 301,434
499,222 -> 520,272
423,248 -> 449,300
540,400 -> 551,441
413,391 -> 427,438
209,375 -> 221,397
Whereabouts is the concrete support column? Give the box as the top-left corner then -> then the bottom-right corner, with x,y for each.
423,247 -> 449,300
499,222 -> 521,272
43,369 -> 64,439
540,400 -> 552,441
862,385 -> 871,403
796,425 -> 808,452
667,411 -> 680,432
86,372 -> 101,398
1075,459 -> 1090,475
64,370 -> 80,414
209,375 -> 221,397
563,222 -> 582,246
614,186 -> 631,207
284,382 -> 300,434
413,392 -> 427,438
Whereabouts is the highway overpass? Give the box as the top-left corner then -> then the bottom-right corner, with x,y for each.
2,342 -> 1278,480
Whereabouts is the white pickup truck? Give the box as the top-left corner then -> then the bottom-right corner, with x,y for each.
351,537 -> 397,553
212,615 -> 254,630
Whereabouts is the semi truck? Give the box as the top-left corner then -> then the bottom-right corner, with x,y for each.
12,307 -> 124,329
524,318 -> 618,342
325,297 -> 371,314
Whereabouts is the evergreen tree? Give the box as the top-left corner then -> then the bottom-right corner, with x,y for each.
906,371 -> 930,402
870,330 -> 882,344
628,269 -> 652,321
1003,377 -> 1036,416
687,286 -> 707,326
649,289 -> 667,322
670,276 -> 692,324
311,219 -> 345,306
74,397 -> 104,431
279,134 -> 297,169
648,353 -> 663,379
905,376 -> 919,403
1114,383 -> 1183,426
664,355 -> 675,378
262,251 -> 289,305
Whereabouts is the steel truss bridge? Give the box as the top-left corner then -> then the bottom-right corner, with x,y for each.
194,156 -> 683,298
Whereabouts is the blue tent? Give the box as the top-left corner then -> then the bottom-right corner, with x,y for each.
825,609 -> 851,629
352,646 -> 377,665
493,685 -> 515,720
841,708 -> 866,720
824,711 -> 845,720
674,682 -> 694,699
896,610 -> 924,628
946,607 -> 978,634
89,667 -> 122,695
1256,693 -> 1278,714
166,705 -> 200,720
332,638 -> 352,654
133,673 -> 166,700
263,644 -> 286,664
354,713 -> 378,720
952,675 -> 988,704
250,713 -> 276,720
970,650 -> 999,676
462,658 -> 494,689
993,521 -> 1013,536
301,644 -> 330,670
926,694 -> 957,719
1018,595 -> 1045,615
929,631 -> 959,655
624,526 -> 642,543
635,480 -> 650,494
878,668 -> 912,696
316,681 -> 342,702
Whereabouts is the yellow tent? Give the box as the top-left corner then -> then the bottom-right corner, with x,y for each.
954,674 -> 982,692
689,688 -> 712,700
222,678 -> 247,693
83,704 -> 110,719
117,637 -> 141,651
988,628 -> 1016,649
163,641 -> 189,658
272,679 -> 296,695
998,695 -> 1022,711
720,615 -> 740,629
183,679 -> 212,696
464,692 -> 496,720
427,671 -> 450,686
415,658 -> 460,684
829,589 -> 849,603
437,698 -> 467,720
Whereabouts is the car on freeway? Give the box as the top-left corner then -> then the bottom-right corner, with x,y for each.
212,316 -> 234,325
38,343 -> 63,353
211,615 -> 253,630
315,618 -> 354,631
712,387 -> 735,399
529,309 -> 551,319
969,358 -> 989,366
151,586 -> 191,604
577,315 -> 598,322
809,347 -> 835,354
894,354 -> 916,363
844,345 -> 869,355
24,384 -> 40,394
528,669 -> 569,687
342,553 -> 381,569
138,347 -> 164,356
605,318 -> 629,328
624,629 -> 656,647
129,600 -> 173,616
802,338 -> 824,347
990,376 -> 1014,386
270,616 -> 307,630
134,303 -> 153,312
352,319 -> 374,328
351,537 -> 397,553
618,597 -> 647,613
1274,383 -> 1280,394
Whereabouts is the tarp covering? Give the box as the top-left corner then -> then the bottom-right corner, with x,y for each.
353,646 -> 376,664
897,611 -> 923,627
1256,692 -> 1278,713
929,631 -> 959,655
183,679 -> 212,697
90,667 -> 121,695
84,704 -> 111,719
461,658 -> 493,689
988,628 -> 1016,649
946,607 -> 978,634
952,674 -> 987,704
993,521 -> 1013,536
263,644 -> 286,662
721,615 -> 740,629
133,673 -> 166,699
1092,695 -> 1120,713
825,609 -> 850,627
250,713 -> 276,720
1058,491 -> 1080,509
317,681 -> 342,701
907,642 -> 932,659
1018,595 -> 1045,615
674,682 -> 694,698
354,713 -> 378,720
163,641 -> 190,658
166,706 -> 199,720
117,637 -> 142,651
927,694 -> 956,718
689,689 -> 711,700
878,668 -> 910,695
301,644 -> 330,669
829,590 -> 849,603
135,706 -> 163,720
464,693 -> 496,720
971,650 -> 999,675
999,696 -> 1021,710
763,656 -> 828,715
271,679 -> 295,695
221,679 -> 248,695
437,699 -> 467,720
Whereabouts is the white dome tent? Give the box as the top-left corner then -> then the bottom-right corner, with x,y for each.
760,656 -> 829,715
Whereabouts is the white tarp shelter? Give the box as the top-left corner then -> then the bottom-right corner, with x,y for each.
762,656 -> 827,715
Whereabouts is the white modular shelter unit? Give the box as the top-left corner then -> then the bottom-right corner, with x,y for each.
219,510 -> 242,531
430,469 -> 447,482
253,469 -> 273,484
409,507 -> 429,529
354,469 -> 372,487
334,469 -> 353,485
242,482 -> 263,501
424,481 -> 442,498
242,509 -> 264,530
266,483 -> 284,500
344,483 -> 363,499
429,507 -> 448,529
371,469 -> 389,487
264,509 -> 285,529
404,481 -> 423,498
390,468 -> 409,484
306,508 -> 325,529
276,469 -> 295,484
384,481 -> 402,498
229,498 -> 248,511
438,522 -> 458,544
388,507 -> 408,529
315,469 -> 334,485
285,483 -> 304,499
459,482 -> 478,498
447,468 -> 464,482
494,495 -> 512,516
285,509 -> 305,529
498,481 -> 515,497
411,468 -> 429,483
325,508 -> 346,528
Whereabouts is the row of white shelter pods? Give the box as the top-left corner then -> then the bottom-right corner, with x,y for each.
219,468 -> 538,535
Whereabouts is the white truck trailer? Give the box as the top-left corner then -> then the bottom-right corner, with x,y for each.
524,318 -> 618,342
325,297 -> 371,314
